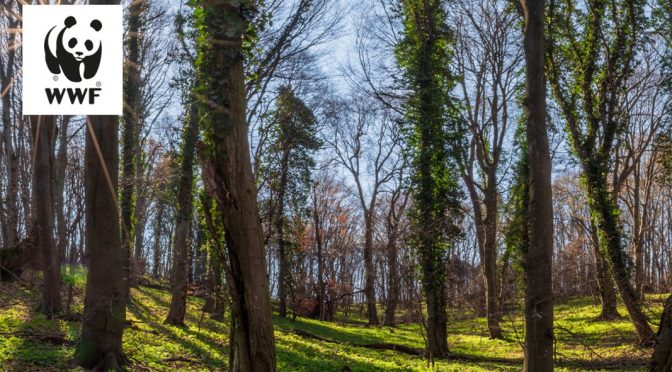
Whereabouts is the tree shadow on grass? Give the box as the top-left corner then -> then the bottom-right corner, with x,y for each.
126,292 -> 228,370
9,300 -> 75,370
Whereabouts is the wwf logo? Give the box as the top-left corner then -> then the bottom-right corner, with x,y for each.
44,16 -> 102,83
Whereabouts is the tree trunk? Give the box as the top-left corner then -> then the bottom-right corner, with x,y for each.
384,238 -> 399,327
133,190 -> 147,278
32,116 -> 62,317
120,0 -> 144,299
313,185 -> 326,322
521,0 -> 554,370
483,174 -> 502,339
364,212 -> 379,325
152,202 -> 164,279
166,99 -> 199,326
75,114 -> 126,370
276,151 -> 289,318
54,116 -> 70,263
1,7 -> 19,250
651,295 -> 672,371
424,256 -> 449,358
591,220 -> 620,320
583,166 -> 654,345
196,1 -> 276,369
631,172 -> 645,298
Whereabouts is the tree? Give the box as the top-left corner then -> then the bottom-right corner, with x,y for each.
0,0 -> 20,251
395,0 -> 463,358
120,0 -> 146,295
520,0 -> 554,369
75,118 -> 126,369
166,95 -> 199,326
193,1 -> 276,370
380,169 -> 409,326
547,0 -> 654,345
31,115 -> 62,317
261,85 -> 320,318
326,96 -> 403,326
74,0 -> 126,368
452,0 -> 522,338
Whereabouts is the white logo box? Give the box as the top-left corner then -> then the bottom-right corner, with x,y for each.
22,5 -> 123,116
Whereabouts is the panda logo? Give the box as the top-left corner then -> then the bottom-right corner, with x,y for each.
44,16 -> 102,83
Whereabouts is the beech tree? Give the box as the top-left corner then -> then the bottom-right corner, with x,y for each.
74,0 -> 126,369
31,115 -> 61,317
326,96 -> 403,326
520,0 -> 554,369
120,0 -> 146,295
193,0 -> 276,370
0,0 -> 20,251
453,0 -> 522,339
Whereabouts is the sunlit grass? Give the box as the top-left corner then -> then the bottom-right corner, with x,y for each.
0,279 -> 663,371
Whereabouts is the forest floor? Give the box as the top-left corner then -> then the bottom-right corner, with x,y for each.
0,278 -> 665,371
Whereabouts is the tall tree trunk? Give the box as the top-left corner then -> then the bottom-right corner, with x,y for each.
383,237 -> 399,327
196,1 -> 276,370
54,116 -> 70,263
166,100 -> 199,326
521,0 -> 554,370
32,116 -> 62,317
276,151 -> 289,318
75,114 -> 126,369
133,191 -> 147,277
583,166 -> 653,345
483,173 -> 503,339
591,220 -> 620,320
364,212 -> 379,325
313,185 -> 326,321
121,0 -> 144,298
152,202 -> 164,279
631,171 -> 645,298
74,1 -> 126,367
1,4 -> 19,250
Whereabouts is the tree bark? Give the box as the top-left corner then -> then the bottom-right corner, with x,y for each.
32,116 -> 62,317
384,237 -> 399,327
313,185 -> 326,322
276,151 -> 289,318
482,176 -> 503,339
196,1 -> 276,370
75,114 -> 126,370
364,212 -> 379,325
121,0 -> 144,298
166,99 -> 199,326
54,116 -> 70,263
1,1 -> 19,250
152,202 -> 165,279
521,0 -> 554,370
590,220 -> 620,320
583,166 -> 654,345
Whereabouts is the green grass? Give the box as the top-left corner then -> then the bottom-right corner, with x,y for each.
0,279 -> 664,371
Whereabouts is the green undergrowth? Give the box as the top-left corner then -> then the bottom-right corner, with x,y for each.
0,279 -> 664,371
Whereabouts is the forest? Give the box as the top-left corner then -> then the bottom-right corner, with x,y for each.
0,0 -> 672,370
